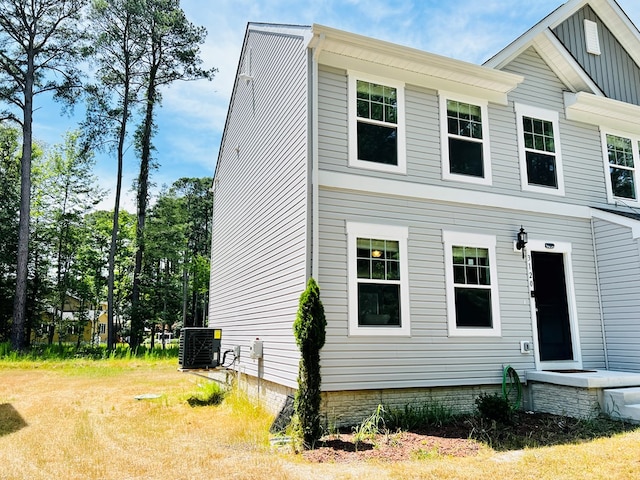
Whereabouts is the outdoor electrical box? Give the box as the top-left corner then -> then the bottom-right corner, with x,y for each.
249,338 -> 263,359
179,328 -> 222,369
520,340 -> 534,354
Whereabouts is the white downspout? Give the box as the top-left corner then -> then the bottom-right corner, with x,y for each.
590,217 -> 609,370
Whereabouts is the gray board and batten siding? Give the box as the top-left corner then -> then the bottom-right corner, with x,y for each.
592,217 -> 640,373
209,25 -> 312,389
553,4 -> 640,106
318,48 -> 610,210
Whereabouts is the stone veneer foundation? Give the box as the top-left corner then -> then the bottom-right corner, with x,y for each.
198,369 -> 640,428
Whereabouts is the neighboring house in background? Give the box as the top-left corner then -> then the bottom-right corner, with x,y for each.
208,0 -> 640,425
33,297 -> 109,345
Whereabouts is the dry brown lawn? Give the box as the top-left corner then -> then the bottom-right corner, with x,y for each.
1,359 -> 640,480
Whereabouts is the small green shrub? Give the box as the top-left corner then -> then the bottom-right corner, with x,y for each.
293,278 -> 327,449
475,392 -> 512,424
186,381 -> 227,407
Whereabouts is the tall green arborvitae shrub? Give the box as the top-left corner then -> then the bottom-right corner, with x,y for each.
293,277 -> 326,449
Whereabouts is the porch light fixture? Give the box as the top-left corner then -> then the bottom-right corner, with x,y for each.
516,226 -> 528,258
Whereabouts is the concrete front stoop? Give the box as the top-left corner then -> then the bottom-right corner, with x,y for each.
525,370 -> 640,421
603,387 -> 640,424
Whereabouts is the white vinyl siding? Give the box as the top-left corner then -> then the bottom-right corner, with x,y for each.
209,27 -> 310,389
593,218 -> 640,373
318,51 -> 611,209
317,187 -> 605,391
502,47 -> 607,206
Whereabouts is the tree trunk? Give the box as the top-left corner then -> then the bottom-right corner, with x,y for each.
130,61 -> 159,349
107,102 -> 128,351
11,49 -> 35,351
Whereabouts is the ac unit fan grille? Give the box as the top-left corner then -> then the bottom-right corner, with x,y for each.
179,328 -> 221,369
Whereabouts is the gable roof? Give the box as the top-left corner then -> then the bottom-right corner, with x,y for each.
484,0 -> 640,95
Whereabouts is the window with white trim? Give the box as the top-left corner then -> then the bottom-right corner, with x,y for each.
348,72 -> 406,174
347,222 -> 410,336
440,93 -> 491,185
515,104 -> 565,195
442,231 -> 501,337
603,132 -> 639,202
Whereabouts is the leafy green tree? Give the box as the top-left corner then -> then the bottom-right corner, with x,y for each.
143,188 -> 185,345
129,0 -> 215,348
79,209 -> 135,344
39,131 -> 102,344
0,0 -> 88,350
293,278 -> 327,449
170,177 -> 213,327
85,0 -> 147,349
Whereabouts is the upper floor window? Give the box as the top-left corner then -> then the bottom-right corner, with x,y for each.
348,72 -> 406,174
602,132 -> 639,203
440,93 -> 491,185
347,222 -> 410,336
515,104 -> 565,196
442,230 -> 501,337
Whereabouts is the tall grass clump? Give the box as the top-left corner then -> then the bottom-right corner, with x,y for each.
186,380 -> 227,407
383,401 -> 456,431
0,342 -> 179,362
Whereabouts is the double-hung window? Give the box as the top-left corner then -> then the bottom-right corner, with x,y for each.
602,132 -> 639,202
348,72 -> 406,174
346,222 -> 410,336
516,104 -> 565,195
440,93 -> 491,185
442,231 -> 501,337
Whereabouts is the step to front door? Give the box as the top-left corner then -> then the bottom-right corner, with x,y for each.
603,387 -> 640,424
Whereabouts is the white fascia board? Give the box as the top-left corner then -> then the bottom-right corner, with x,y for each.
589,0 -> 640,68
249,23 -> 313,43
590,209 -> 640,239
484,0 -> 590,69
484,0 -> 640,70
311,24 -> 523,105
532,30 -> 603,95
318,170 -> 592,219
564,91 -> 640,135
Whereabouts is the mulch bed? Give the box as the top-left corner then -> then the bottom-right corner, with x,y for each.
302,411 -> 639,463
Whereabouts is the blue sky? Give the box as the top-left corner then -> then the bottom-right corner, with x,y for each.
32,0 -> 640,211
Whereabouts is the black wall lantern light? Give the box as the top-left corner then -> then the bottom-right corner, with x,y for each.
516,226 -> 528,258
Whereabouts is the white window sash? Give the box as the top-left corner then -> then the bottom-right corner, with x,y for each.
348,71 -> 406,174
440,92 -> 492,186
515,103 -> 565,196
442,230 -> 501,337
600,129 -> 640,205
347,222 -> 410,336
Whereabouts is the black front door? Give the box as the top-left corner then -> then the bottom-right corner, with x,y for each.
531,251 -> 573,362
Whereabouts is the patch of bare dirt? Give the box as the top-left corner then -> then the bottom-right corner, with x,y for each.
303,431 -> 481,463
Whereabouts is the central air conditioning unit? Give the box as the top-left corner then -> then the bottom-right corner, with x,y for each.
178,327 -> 222,369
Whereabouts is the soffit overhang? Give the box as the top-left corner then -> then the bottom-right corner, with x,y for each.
310,24 -> 523,105
565,91 -> 640,135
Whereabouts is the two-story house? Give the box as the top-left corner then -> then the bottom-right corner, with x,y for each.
208,0 -> 640,425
